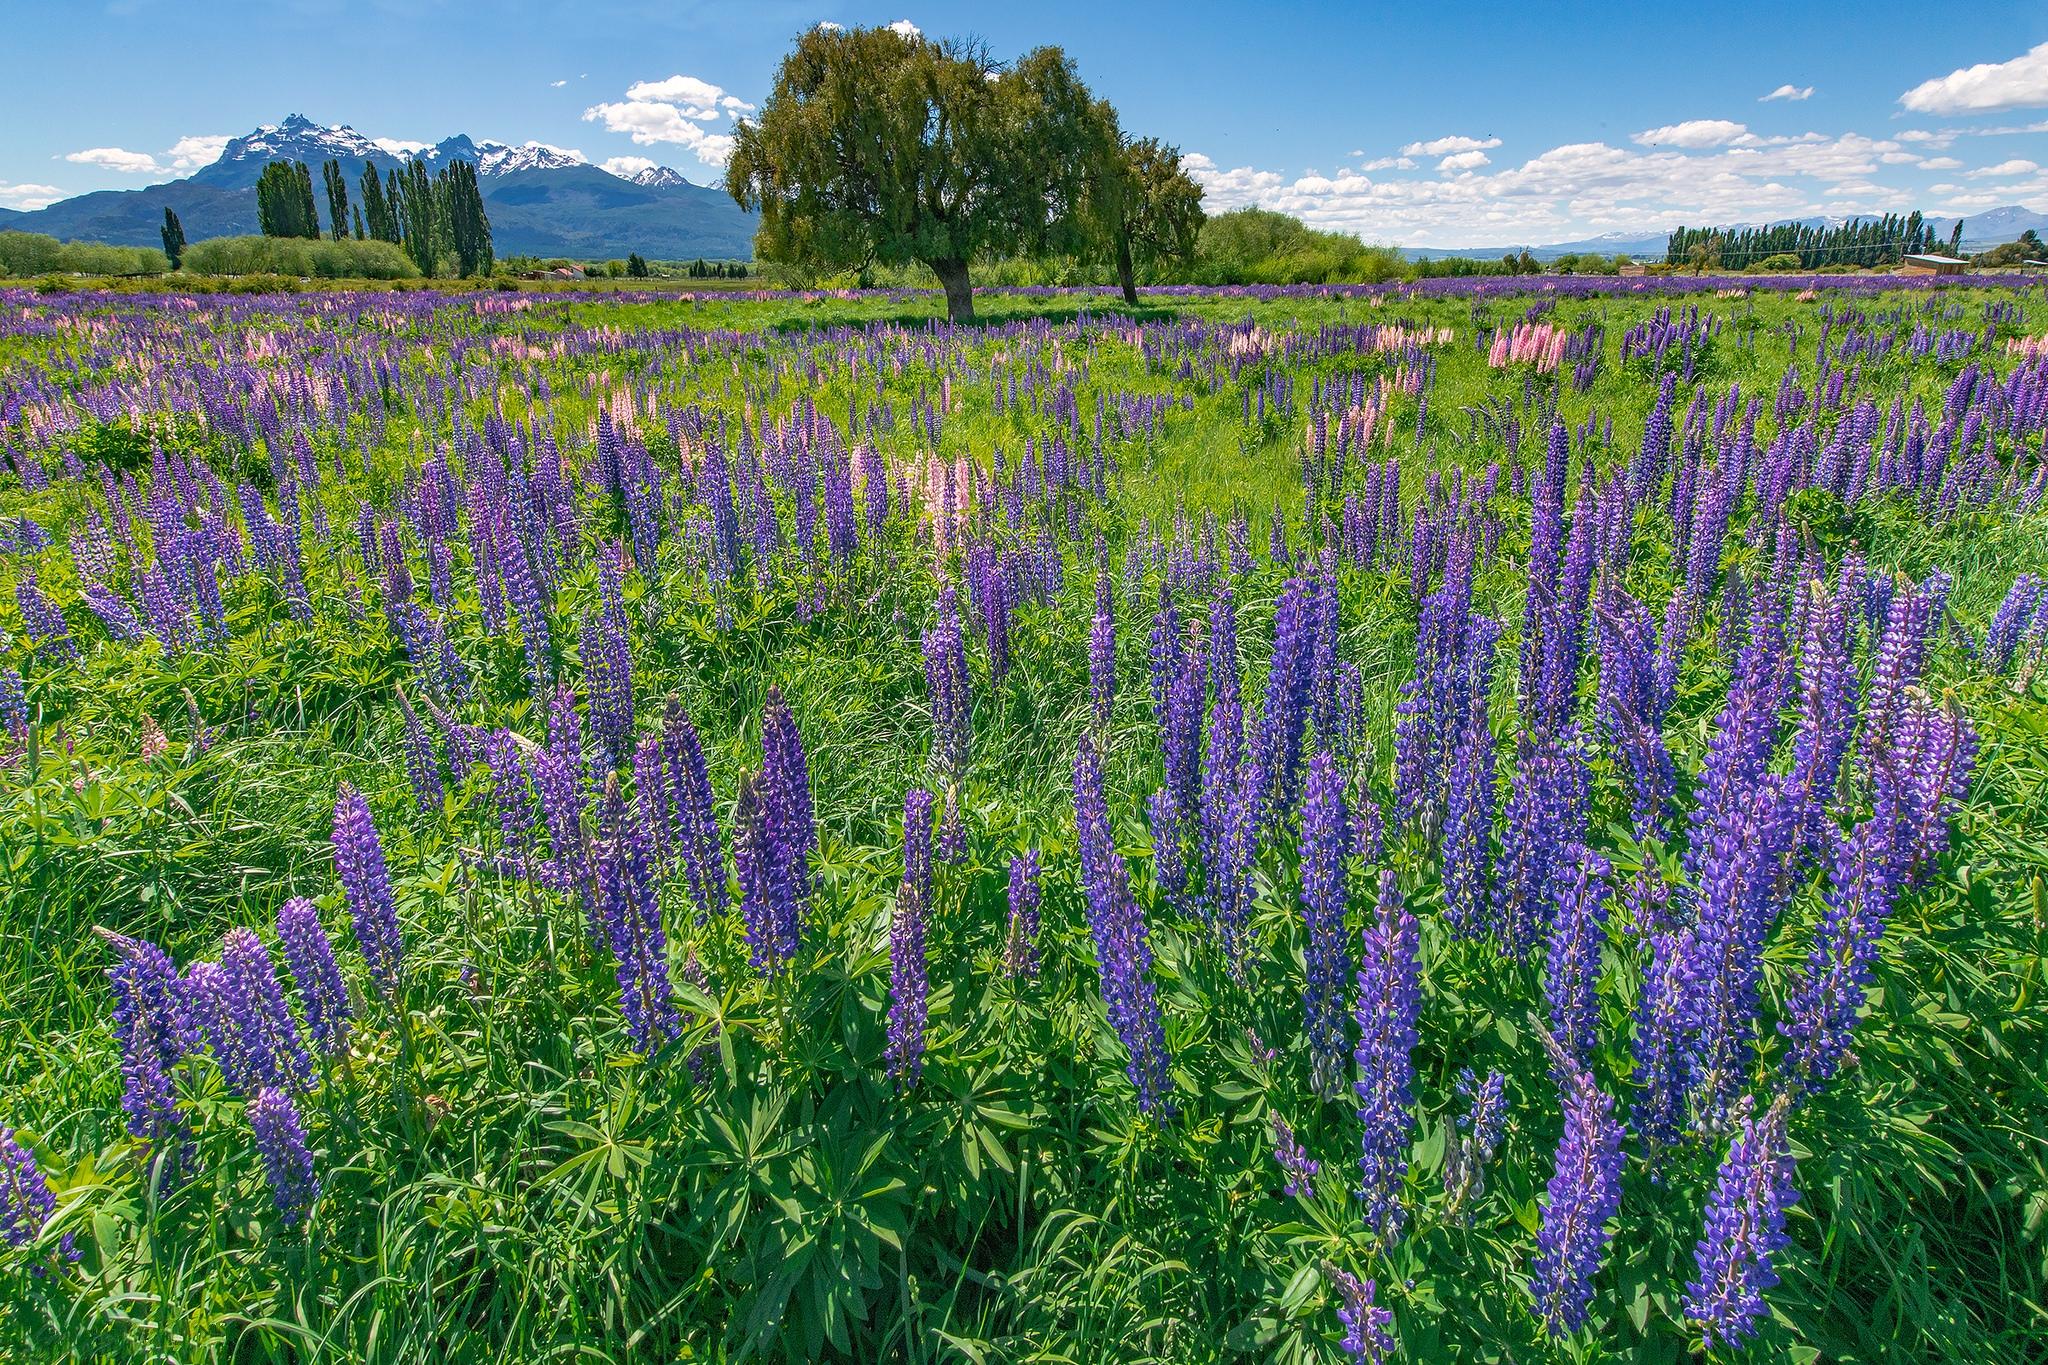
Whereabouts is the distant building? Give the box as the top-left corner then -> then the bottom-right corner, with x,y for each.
1899,253 -> 1968,276
1618,261 -> 1648,277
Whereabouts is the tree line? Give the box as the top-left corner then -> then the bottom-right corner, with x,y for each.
255,157 -> 493,277
724,25 -> 1204,320
1663,212 -> 1955,271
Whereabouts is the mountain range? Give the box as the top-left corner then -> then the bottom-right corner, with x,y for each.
1404,206 -> 2048,262
0,114 -> 756,260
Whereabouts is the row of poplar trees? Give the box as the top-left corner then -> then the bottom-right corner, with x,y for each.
256,156 -> 493,277
724,25 -> 1206,320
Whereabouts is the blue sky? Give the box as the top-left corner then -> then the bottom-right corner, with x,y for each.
4,0 -> 2046,246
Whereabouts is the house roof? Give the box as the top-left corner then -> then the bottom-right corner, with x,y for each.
1902,254 -> 1968,265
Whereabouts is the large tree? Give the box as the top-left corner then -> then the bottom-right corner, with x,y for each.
1091,135 -> 1205,304
725,25 -> 1109,323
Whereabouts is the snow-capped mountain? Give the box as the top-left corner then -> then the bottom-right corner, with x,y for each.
629,165 -> 691,189
11,114 -> 755,260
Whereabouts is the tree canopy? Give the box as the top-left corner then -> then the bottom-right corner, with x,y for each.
726,25 -> 1199,321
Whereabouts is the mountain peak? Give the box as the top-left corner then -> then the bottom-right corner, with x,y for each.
628,164 -> 691,189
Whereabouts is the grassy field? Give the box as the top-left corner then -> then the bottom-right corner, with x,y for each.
1,276 -> 2045,1362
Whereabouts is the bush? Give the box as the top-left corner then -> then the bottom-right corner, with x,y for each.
1186,209 -> 1406,285
179,235 -> 420,280
0,231 -> 168,277
1755,253 -> 1805,272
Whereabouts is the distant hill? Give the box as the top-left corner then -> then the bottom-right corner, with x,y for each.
1404,206 -> 2048,263
5,113 -> 756,261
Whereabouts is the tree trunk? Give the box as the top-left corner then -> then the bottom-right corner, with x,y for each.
929,257 -> 974,324
1116,233 -> 1138,306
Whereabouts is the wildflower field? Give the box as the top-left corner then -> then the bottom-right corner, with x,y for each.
2,275 -> 2046,1362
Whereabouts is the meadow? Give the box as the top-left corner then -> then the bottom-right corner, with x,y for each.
1,273 -> 2045,1363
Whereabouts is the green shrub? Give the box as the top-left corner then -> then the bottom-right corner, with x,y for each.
179,235 -> 419,279
0,231 -> 168,277
1756,253 -> 1805,272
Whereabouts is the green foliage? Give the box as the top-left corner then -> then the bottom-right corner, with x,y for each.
178,235 -> 420,279
0,232 -> 168,277
256,160 -> 322,240
320,158 -> 352,242
1667,212 -> 1937,270
1187,208 -> 1405,284
1754,252 -> 1805,272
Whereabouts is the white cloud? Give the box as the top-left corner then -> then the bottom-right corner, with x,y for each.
1347,148 -> 1364,158
1399,134 -> 1499,157
816,20 -> 845,30
887,18 -> 920,37
586,71 -> 753,167
550,79 -> 567,88
1966,158 -> 2039,178
602,155 -> 657,178
165,135 -> 228,171
1632,119 -> 1748,148
1920,156 -> 1963,170
1181,152 -> 1284,210
583,101 -> 736,165
373,138 -> 431,156
0,181 -> 66,209
1761,84 -> 1813,102
1359,155 -> 1416,172
1438,150 -> 1490,171
1175,132 -> 1962,249
625,74 -> 751,119
64,146 -> 160,174
1901,42 -> 2048,115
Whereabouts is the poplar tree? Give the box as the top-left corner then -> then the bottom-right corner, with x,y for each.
321,159 -> 351,241
159,207 -> 186,269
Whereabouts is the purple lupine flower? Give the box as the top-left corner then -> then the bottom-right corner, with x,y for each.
1684,1094 -> 1798,1349
532,747 -> 592,907
584,548 -> 635,767
220,927 -> 314,1094
16,575 -> 77,662
662,701 -> 726,924
1983,573 -> 2044,676
0,667 -> 27,737
1148,787 -> 1188,915
1004,850 -> 1043,979
1073,735 -> 1172,1111
1271,1113 -> 1321,1197
1299,752 -> 1352,1098
0,1129 -> 57,1248
1159,661 -> 1205,819
1326,1265 -> 1396,1365
1354,870 -> 1418,1243
101,930 -> 188,1154
332,785 -> 403,997
247,1087 -> 318,1228
1494,723 -> 1590,957
595,775 -> 681,1052
276,898 -> 350,1058
1543,843 -> 1612,1069
1441,615 -> 1500,938
1253,574 -> 1316,820
484,728 -> 535,865
886,788 -> 937,1085
924,585 -> 973,781
395,687 -> 443,816
733,770 -> 796,973
761,687 -> 816,916
1442,1068 -> 1509,1222
1089,566 -> 1116,733
1147,584 -> 1182,720
1781,579 -> 1859,868
1529,1028 -> 1626,1337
